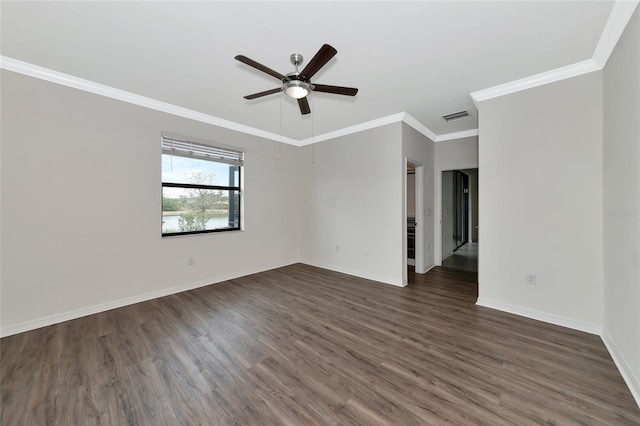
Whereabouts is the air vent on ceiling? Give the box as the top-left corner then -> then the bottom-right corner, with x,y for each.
442,110 -> 469,122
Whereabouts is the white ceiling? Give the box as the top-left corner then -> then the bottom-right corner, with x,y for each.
1,1 -> 616,141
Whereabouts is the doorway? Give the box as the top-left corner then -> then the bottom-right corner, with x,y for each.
405,160 -> 424,285
407,164 -> 416,266
440,168 -> 478,273
453,171 -> 469,251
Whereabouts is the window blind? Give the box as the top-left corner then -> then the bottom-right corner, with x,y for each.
162,135 -> 244,166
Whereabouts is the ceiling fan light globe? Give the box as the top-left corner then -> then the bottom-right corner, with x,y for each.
285,85 -> 308,99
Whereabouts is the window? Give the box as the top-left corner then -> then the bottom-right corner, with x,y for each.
162,135 -> 243,236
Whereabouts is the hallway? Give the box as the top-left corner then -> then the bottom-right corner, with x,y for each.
442,242 -> 478,273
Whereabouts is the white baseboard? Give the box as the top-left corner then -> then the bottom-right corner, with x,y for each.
300,259 -> 403,287
601,329 -> 640,409
5,260 -> 636,409
0,259 -> 298,338
476,297 -> 602,335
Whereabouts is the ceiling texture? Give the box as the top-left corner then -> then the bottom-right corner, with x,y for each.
0,1 -> 620,143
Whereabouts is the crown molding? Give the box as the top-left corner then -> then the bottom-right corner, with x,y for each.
593,0 -> 639,68
1,1 -> 635,146
470,59 -> 600,106
296,112 -> 405,146
471,0 -> 638,105
0,55 -> 477,146
0,56 -> 299,145
401,112 -> 439,142
436,128 -> 479,142
297,112 -> 479,146
402,112 -> 478,143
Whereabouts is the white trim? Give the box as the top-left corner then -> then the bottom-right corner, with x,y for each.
0,259 -> 298,338
403,112 -> 480,143
0,56 -> 300,146
401,112 -> 439,142
300,259 -> 404,287
601,329 -> 640,408
2,0 -> 635,146
471,0 -> 639,105
404,159 -> 425,283
1,56 -> 477,147
593,1 -> 640,68
404,112 -> 479,143
470,59 -> 600,105
298,112 -> 478,146
436,128 -> 479,142
297,112 -> 405,145
476,297 -> 603,335
414,164 -> 425,273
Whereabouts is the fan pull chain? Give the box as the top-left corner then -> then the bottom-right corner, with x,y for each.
278,93 -> 283,160
311,95 -> 315,164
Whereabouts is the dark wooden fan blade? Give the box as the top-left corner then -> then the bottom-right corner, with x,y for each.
312,84 -> 358,96
298,97 -> 311,115
244,87 -> 282,100
300,44 -> 337,80
235,55 -> 285,81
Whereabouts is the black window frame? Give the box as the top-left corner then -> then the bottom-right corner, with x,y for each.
161,135 -> 243,237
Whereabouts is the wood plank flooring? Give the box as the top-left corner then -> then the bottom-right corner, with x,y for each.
442,242 -> 478,273
2,264 -> 639,425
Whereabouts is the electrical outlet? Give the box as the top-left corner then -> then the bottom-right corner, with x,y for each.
525,273 -> 536,285
335,245 -> 340,252
188,256 -> 195,266
364,250 -> 368,257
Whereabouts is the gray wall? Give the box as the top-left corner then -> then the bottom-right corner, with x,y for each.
0,71 -> 302,333
477,71 -> 604,329
299,123 -> 404,286
0,70 -> 412,334
402,123 -> 436,276
434,136 -> 478,264
603,6 -> 640,403
434,137 -> 478,170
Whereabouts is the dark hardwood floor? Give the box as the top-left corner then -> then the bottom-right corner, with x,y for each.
2,264 -> 639,425
442,242 -> 478,273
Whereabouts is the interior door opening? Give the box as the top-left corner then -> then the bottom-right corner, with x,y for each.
407,164 -> 416,267
440,168 -> 478,273
405,160 -> 424,285
453,171 -> 469,252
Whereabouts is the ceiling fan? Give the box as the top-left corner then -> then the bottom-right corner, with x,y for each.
235,44 -> 358,115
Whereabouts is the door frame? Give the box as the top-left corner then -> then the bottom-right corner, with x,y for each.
404,158 -> 424,285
